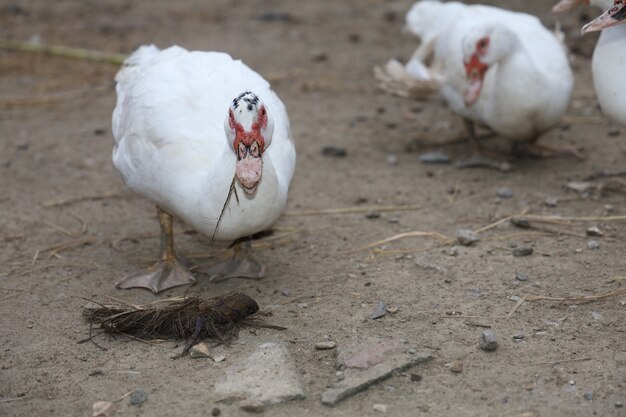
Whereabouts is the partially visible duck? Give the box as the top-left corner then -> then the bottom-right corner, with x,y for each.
377,1 -> 578,169
112,45 -> 296,293
555,0 -> 626,125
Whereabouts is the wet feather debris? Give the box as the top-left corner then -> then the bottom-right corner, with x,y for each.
82,292 -> 267,355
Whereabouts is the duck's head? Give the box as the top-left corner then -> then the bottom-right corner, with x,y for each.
582,0 -> 626,33
552,0 -> 590,13
225,91 -> 274,195
462,24 -> 517,106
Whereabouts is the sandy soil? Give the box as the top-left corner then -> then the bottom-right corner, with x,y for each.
1,1 -> 625,416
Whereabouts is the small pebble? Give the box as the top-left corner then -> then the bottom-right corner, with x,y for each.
616,401 -> 623,408
213,355 -> 226,362
410,373 -> 422,382
211,407 -> 221,416
130,390 -> 148,407
512,333 -> 525,341
479,329 -> 498,351
190,342 -> 211,358
321,146 -> 347,157
496,187 -> 513,199
365,210 -> 381,219
591,311 -> 603,320
586,227 -> 603,237
449,361 -> 463,373
608,128 -> 621,137
456,229 -> 480,246
587,240 -> 600,250
515,272 -> 529,282
584,392 -> 593,401
510,217 -> 531,229
240,400 -> 265,413
419,151 -> 451,164
315,341 -> 337,350
373,404 -> 387,413
508,295 -> 522,302
448,246 -> 459,256
512,247 -> 533,257
604,204 -> 614,212
544,196 -> 558,207
386,154 -> 398,166
371,301 -> 387,320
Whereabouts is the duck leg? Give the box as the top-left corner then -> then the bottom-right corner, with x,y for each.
456,119 -> 513,171
191,239 -> 265,282
116,206 -> 196,293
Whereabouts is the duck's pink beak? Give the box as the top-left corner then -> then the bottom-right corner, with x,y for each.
552,0 -> 587,13
582,1 -> 626,33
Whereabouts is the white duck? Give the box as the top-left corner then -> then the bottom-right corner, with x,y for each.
554,0 -> 626,125
378,1 -> 577,168
112,45 -> 296,293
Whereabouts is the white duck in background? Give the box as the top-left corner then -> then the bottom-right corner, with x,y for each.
554,0 -> 626,126
112,45 -> 296,293
377,1 -> 579,170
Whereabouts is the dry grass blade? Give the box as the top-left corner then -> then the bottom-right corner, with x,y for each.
508,288 -> 626,318
0,39 -> 127,65
348,230 -> 452,254
283,204 -> 421,217
522,214 -> 626,223
39,237 -> 95,259
41,191 -> 126,207
528,357 -> 593,367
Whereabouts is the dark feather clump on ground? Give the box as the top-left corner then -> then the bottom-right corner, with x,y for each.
82,292 -> 260,354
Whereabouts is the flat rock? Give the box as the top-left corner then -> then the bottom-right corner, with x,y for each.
371,301 -> 387,320
215,342 -> 305,405
130,390 -> 148,407
321,339 -> 432,406
512,247 -> 533,257
315,341 -> 337,350
419,151 -> 450,164
456,229 -> 480,246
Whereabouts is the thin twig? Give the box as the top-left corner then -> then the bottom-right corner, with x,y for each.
0,39 -> 127,65
283,204 -> 421,217
508,288 -> 626,319
0,396 -> 29,404
527,357 -> 593,367
213,174 -> 238,242
40,191 -> 125,207
347,231 -> 452,254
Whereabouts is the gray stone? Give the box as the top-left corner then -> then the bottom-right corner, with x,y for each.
496,188 -> 513,199
215,342 -> 305,405
211,407 -> 221,416
591,311 -> 603,320
130,390 -> 148,407
419,151 -> 450,164
365,210 -> 381,219
315,341 -> 337,350
512,333 -> 525,341
456,229 -> 480,246
386,154 -> 398,166
584,392 -> 593,401
587,240 -> 600,250
545,196 -> 558,207
240,400 -> 265,413
512,247 -> 533,257
586,227 -> 603,237
371,301 -> 387,320
448,246 -> 459,257
321,146 -> 347,158
479,329 -> 498,351
321,339 -> 432,406
515,272 -> 529,282
449,361 -> 463,373
510,217 -> 531,229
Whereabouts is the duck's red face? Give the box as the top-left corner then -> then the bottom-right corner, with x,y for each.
582,0 -> 626,33
226,92 -> 271,195
552,0 -> 590,14
463,37 -> 490,106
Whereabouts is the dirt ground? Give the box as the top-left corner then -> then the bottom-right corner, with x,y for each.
1,0 -> 625,416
